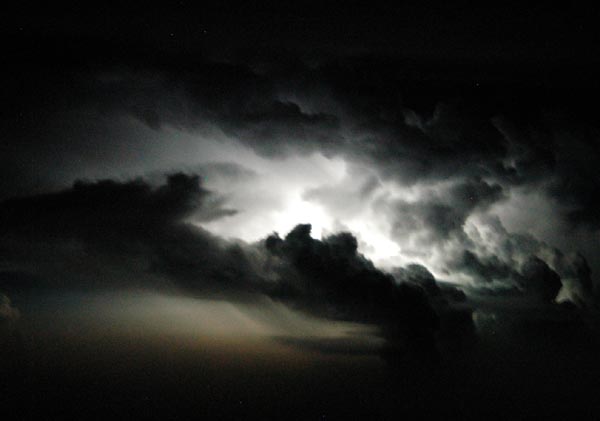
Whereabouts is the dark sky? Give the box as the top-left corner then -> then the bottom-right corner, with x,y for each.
1,3 -> 600,419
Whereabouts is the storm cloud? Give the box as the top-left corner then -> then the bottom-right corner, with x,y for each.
3,4 -> 600,418
0,174 -> 468,362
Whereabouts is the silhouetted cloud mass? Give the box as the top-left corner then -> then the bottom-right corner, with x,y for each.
0,175 -> 457,361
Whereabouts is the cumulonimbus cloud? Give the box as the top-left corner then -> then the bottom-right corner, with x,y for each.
0,174 -> 478,361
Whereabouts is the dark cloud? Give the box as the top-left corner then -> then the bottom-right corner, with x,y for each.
392,264 -> 476,354
0,175 -> 464,362
17,62 -> 590,342
0,172 -> 235,245
450,243 -> 567,303
2,6 -> 600,417
494,115 -> 600,231
391,201 -> 461,242
262,225 -> 444,360
3,48 -> 599,260
0,174 -> 240,292
452,250 -> 517,284
229,100 -> 340,156
521,257 -> 563,303
393,264 -> 440,296
445,214 -> 597,309
384,178 -> 505,245
192,162 -> 258,183
263,226 -> 433,321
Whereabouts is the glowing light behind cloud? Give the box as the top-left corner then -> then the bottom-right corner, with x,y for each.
197,147 -> 410,267
193,136 -> 569,284
198,143 -> 432,270
200,149 -> 347,241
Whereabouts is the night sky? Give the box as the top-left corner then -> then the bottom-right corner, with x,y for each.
2,3 -> 600,419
